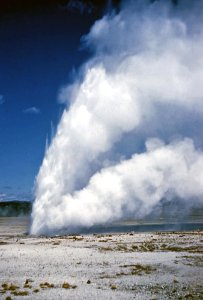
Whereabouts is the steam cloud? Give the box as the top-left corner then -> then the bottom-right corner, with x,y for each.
31,0 -> 203,235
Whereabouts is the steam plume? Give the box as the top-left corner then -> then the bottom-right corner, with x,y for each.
31,0 -> 203,235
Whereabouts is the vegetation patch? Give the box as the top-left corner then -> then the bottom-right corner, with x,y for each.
99,246 -> 113,252
62,282 -> 77,289
69,235 -> 84,241
179,255 -> 203,267
138,241 -> 158,252
103,238 -> 203,254
0,241 -> 8,245
115,272 -> 129,277
121,264 -> 156,275
147,283 -> 203,299
2,283 -> 19,291
25,279 -> 33,284
116,244 -> 129,251
98,240 -> 109,242
161,245 -> 203,253
110,284 -> 117,290
2,283 -> 9,290
11,290 -> 29,296
99,273 -> 116,279
23,283 -> 32,289
39,282 -> 54,288
52,241 -> 61,245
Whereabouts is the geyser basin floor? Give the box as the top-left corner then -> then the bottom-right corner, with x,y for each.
0,218 -> 203,300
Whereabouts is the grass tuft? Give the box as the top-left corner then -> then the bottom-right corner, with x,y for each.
110,284 -> 117,290
2,283 -> 19,291
23,284 -> 32,289
11,290 -> 29,296
62,282 -> 77,289
39,282 -> 54,288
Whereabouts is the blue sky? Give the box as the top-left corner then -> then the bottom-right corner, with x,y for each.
0,0 -> 101,201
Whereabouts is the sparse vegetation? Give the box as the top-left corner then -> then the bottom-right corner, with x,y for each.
0,241 -> 8,245
162,245 -> 203,253
9,284 -> 20,291
52,241 -> 60,245
69,235 -> 84,241
1,231 -> 203,299
1,283 -> 19,291
11,290 -> 29,296
115,272 -> 128,277
147,283 -> 203,299
62,282 -> 77,289
110,284 -> 117,290
120,264 -> 156,275
178,255 -> 203,267
100,246 -> 113,251
62,282 -> 71,289
2,283 -> 9,290
0,290 -> 6,294
39,282 -> 54,288
25,279 -> 33,284
131,264 -> 156,275
99,272 -> 116,279
98,233 -> 203,254
23,284 -> 32,288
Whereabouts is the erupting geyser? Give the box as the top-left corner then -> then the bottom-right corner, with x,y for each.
31,0 -> 203,235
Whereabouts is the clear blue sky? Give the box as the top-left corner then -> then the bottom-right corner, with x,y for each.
0,0 -> 103,201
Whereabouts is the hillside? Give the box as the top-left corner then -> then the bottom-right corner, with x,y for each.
0,201 -> 32,217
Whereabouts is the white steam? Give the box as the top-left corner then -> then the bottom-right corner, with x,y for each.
31,0 -> 203,235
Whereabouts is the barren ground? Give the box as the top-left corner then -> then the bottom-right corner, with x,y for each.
0,217 -> 203,299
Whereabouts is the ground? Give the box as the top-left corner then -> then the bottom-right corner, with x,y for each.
0,217 -> 203,299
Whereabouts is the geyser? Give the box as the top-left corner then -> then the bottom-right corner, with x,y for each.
31,0 -> 203,235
